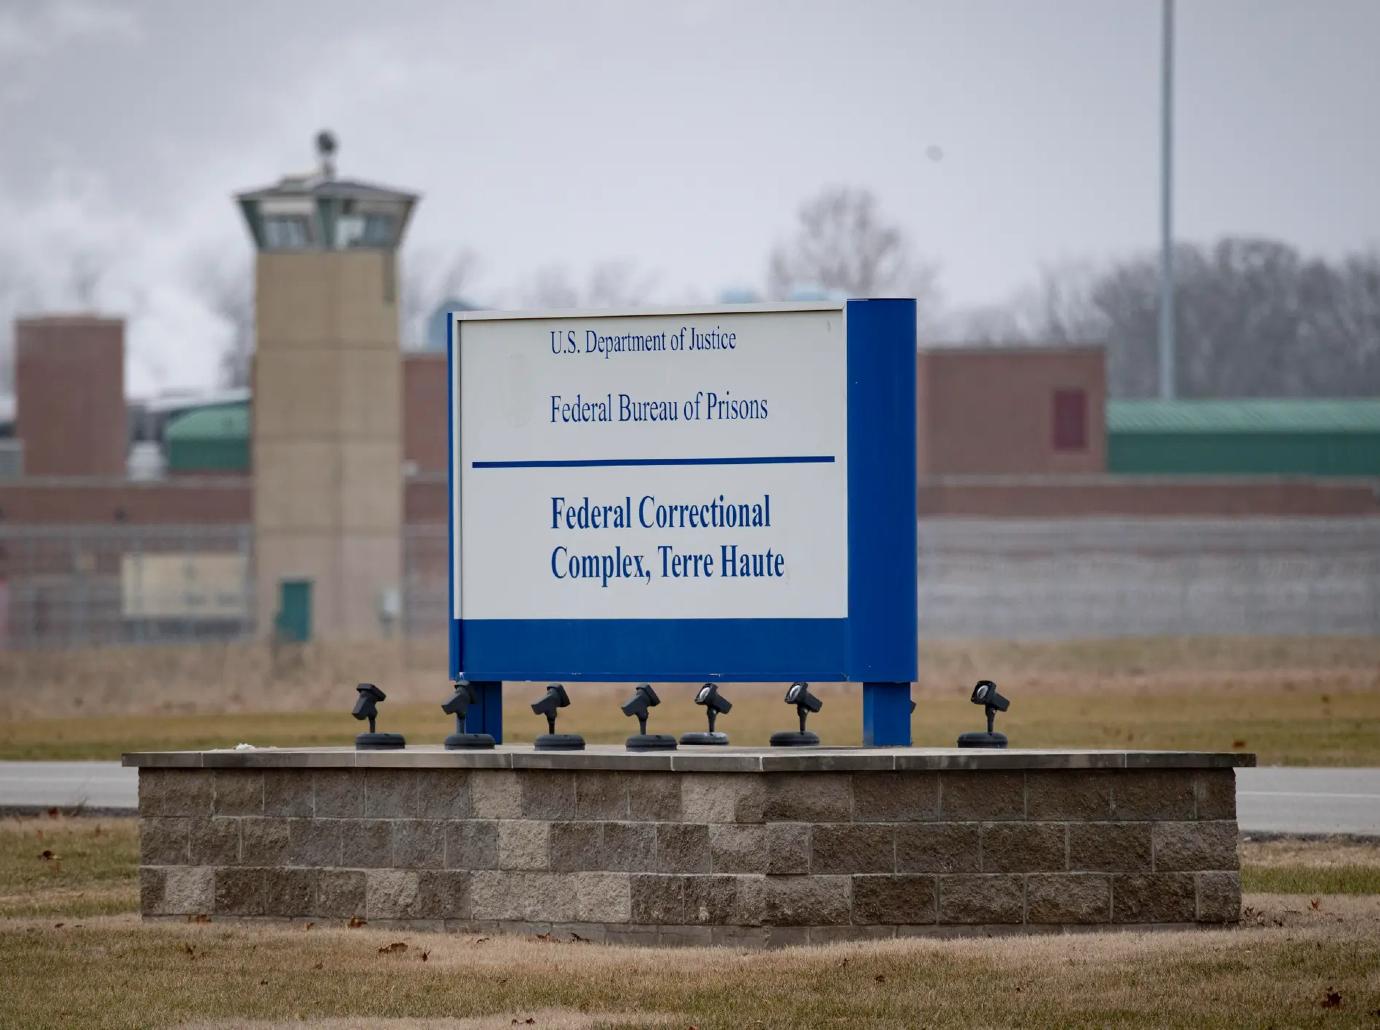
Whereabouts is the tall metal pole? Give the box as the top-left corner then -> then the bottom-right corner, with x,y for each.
1158,0 -> 1176,399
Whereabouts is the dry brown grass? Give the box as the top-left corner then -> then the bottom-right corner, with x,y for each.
2,902 -> 1378,1029
4,636 -> 1380,763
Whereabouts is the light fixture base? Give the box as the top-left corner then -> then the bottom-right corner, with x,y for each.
356,732 -> 406,751
769,730 -> 820,747
535,733 -> 586,751
956,731 -> 1008,749
679,731 -> 729,746
444,732 -> 495,750
626,733 -> 677,751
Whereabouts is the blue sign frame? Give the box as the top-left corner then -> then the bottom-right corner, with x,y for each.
448,299 -> 917,743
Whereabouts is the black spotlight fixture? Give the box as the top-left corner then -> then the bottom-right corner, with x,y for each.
680,683 -> 732,745
353,683 -> 405,750
770,682 -> 822,747
957,679 -> 1010,749
441,681 -> 495,750
531,684 -> 584,751
621,684 -> 676,751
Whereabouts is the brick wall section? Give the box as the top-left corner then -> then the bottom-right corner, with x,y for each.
137,765 -> 1241,946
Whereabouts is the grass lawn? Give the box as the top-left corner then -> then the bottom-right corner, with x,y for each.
3,634 -> 1378,764
1,818 -> 1378,1027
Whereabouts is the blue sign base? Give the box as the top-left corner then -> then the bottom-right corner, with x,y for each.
463,681 -> 504,742
862,681 -> 913,747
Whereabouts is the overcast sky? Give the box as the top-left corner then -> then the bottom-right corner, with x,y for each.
2,0 -> 1377,395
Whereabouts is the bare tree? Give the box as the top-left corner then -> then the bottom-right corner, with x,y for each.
401,248 -> 480,348
767,186 -> 937,305
519,260 -> 658,310
192,253 -> 254,389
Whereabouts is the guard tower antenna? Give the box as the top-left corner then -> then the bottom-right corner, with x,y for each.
316,130 -> 337,180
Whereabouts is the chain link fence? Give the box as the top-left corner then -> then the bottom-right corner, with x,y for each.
1,518 -> 1377,650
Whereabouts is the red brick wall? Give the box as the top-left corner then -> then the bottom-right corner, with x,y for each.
917,347 -> 1106,476
0,479 -> 251,524
15,317 -> 126,477
403,354 -> 447,476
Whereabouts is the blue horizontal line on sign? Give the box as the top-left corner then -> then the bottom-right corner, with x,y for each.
472,455 -> 836,469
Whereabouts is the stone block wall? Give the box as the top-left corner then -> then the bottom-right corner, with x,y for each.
134,752 -> 1244,947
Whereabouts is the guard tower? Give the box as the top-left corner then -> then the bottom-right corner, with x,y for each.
236,132 -> 417,640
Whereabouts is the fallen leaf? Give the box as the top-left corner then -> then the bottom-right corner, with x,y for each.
1321,694 -> 1331,704
53,923 -> 64,929
874,974 -> 886,984
498,977 -> 509,987
46,807 -> 58,818
313,962 -> 324,970
1310,898 -> 1321,911
260,979 -> 269,987
1231,739 -> 1247,749
188,914 -> 210,924
569,932 -> 588,943
39,850 -> 56,861
182,943 -> 197,960
348,916 -> 367,929
303,922 -> 315,930
378,942 -> 408,954
475,936 -> 491,944
533,932 -> 552,942
421,949 -> 431,962
1321,988 -> 1342,1009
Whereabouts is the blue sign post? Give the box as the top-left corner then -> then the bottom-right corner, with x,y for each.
448,299 -> 917,745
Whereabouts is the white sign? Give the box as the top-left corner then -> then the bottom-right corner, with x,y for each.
454,305 -> 848,621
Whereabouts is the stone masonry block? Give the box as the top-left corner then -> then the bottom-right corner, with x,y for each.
393,820 -> 446,869
1026,873 -> 1110,923
140,817 -> 189,865
519,771 -> 577,820
683,875 -> 739,925
735,875 -> 767,925
366,869 -> 420,920
628,773 -> 682,822
499,820 -> 550,870
364,769 -> 418,819
240,818 -> 289,866
1068,823 -> 1153,872
576,872 -> 632,922
602,822 -> 656,871
417,770 -> 471,820
263,771 -> 313,818
1026,771 -> 1114,821
161,867 -> 215,916
549,822 -> 603,872
574,772 -> 628,820
287,819 -> 341,867
762,875 -> 850,926
1196,871 -> 1242,923
1113,771 -> 1195,821
141,770 -> 213,817
852,875 -> 937,924
980,823 -> 1066,873
764,773 -> 852,823
656,823 -> 711,873
263,868 -> 316,917
1153,821 -> 1239,872
446,820 -> 499,870
811,824 -> 895,874
1195,771 -> 1237,821
681,774 -> 764,824
313,770 -> 363,819
189,818 -> 240,866
317,869 -> 367,918
471,871 -> 573,922
939,772 -> 1024,821
709,824 -> 770,874
1112,873 -> 1197,923
938,875 -> 1024,924
765,823 -> 811,875
630,874 -> 686,923
471,771 -> 522,819
212,771 -> 263,816
215,868 -> 266,916
417,870 -> 471,920
139,867 -> 166,913
853,773 -> 938,822
895,823 -> 980,874
340,819 -> 393,867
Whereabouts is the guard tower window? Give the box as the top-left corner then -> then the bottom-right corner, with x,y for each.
262,215 -> 313,250
1052,388 -> 1088,451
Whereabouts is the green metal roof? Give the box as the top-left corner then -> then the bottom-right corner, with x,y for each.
1107,399 -> 1380,434
164,402 -> 249,441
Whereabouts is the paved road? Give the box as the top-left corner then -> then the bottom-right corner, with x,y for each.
0,761 -> 1376,835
